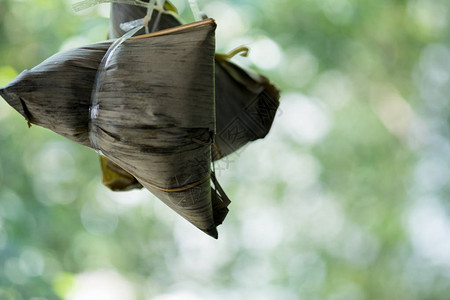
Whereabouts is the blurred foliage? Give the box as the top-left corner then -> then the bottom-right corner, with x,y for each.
0,0 -> 449,299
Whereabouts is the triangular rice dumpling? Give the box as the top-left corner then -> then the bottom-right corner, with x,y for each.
0,20 -> 222,237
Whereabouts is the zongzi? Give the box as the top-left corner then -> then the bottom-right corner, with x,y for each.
1,20 -> 224,237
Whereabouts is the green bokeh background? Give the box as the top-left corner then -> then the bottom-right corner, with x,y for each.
0,0 -> 449,299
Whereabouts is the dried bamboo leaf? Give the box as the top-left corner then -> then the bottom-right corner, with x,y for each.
214,56 -> 280,159
0,42 -> 110,146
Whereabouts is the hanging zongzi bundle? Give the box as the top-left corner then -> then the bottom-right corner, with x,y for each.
1,20 -> 227,237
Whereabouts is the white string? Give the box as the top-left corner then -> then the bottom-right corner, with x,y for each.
151,0 -> 166,32
120,18 -> 144,32
143,0 -> 157,33
72,0 -> 149,12
117,0 -> 166,33
88,25 -> 143,153
73,0 -> 177,33
188,0 -> 202,22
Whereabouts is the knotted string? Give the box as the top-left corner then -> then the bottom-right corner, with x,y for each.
72,0 -> 149,12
